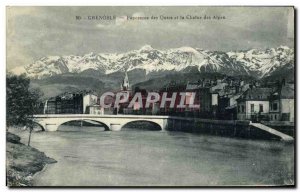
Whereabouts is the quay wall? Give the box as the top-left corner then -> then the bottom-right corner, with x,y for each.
167,118 -> 288,140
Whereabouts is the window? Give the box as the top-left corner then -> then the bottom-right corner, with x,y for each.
242,105 -> 245,113
273,103 -> 278,111
251,104 -> 254,113
238,106 -> 240,113
274,114 -> 277,120
259,104 -> 263,112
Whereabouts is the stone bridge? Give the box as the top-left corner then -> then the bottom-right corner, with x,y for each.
32,114 -> 293,141
32,114 -> 170,131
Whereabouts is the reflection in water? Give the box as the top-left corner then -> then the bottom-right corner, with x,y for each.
14,125 -> 294,186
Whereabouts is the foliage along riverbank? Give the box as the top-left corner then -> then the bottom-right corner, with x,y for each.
6,131 -> 57,187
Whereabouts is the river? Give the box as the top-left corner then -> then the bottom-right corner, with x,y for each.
13,125 -> 294,186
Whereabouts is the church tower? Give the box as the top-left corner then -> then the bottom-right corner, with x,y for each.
121,71 -> 130,91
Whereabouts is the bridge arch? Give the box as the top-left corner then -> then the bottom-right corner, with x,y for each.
121,120 -> 163,131
30,121 -> 45,131
57,119 -> 110,131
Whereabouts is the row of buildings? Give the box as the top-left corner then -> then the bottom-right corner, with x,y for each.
39,90 -> 99,115
40,72 -> 294,123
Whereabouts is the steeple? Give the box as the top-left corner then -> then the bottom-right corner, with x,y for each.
121,71 -> 130,91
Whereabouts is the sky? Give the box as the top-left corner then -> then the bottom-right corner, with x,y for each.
7,6 -> 294,70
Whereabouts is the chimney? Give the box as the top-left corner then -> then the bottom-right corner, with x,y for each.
240,80 -> 244,86
235,86 -> 239,93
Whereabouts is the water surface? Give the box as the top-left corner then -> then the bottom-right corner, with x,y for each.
14,125 -> 294,186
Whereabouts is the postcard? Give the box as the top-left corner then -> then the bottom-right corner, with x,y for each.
6,6 -> 295,187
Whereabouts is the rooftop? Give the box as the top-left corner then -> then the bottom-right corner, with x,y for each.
241,87 -> 273,101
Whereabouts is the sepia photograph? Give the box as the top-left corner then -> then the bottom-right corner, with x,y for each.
6,6 -> 295,187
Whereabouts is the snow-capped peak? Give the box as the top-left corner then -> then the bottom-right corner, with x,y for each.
174,47 -> 199,54
139,44 -> 154,52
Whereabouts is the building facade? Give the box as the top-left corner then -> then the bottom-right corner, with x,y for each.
269,82 -> 294,122
237,88 -> 272,121
42,91 -> 98,114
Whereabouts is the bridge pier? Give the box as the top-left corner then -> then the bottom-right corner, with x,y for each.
44,124 -> 59,131
161,119 -> 168,131
109,123 -> 122,131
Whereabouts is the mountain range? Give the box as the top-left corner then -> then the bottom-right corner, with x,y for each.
12,45 -> 294,80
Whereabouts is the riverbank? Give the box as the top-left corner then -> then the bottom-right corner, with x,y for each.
6,131 -> 57,187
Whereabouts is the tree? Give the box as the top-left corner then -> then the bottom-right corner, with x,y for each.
6,73 -> 42,146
